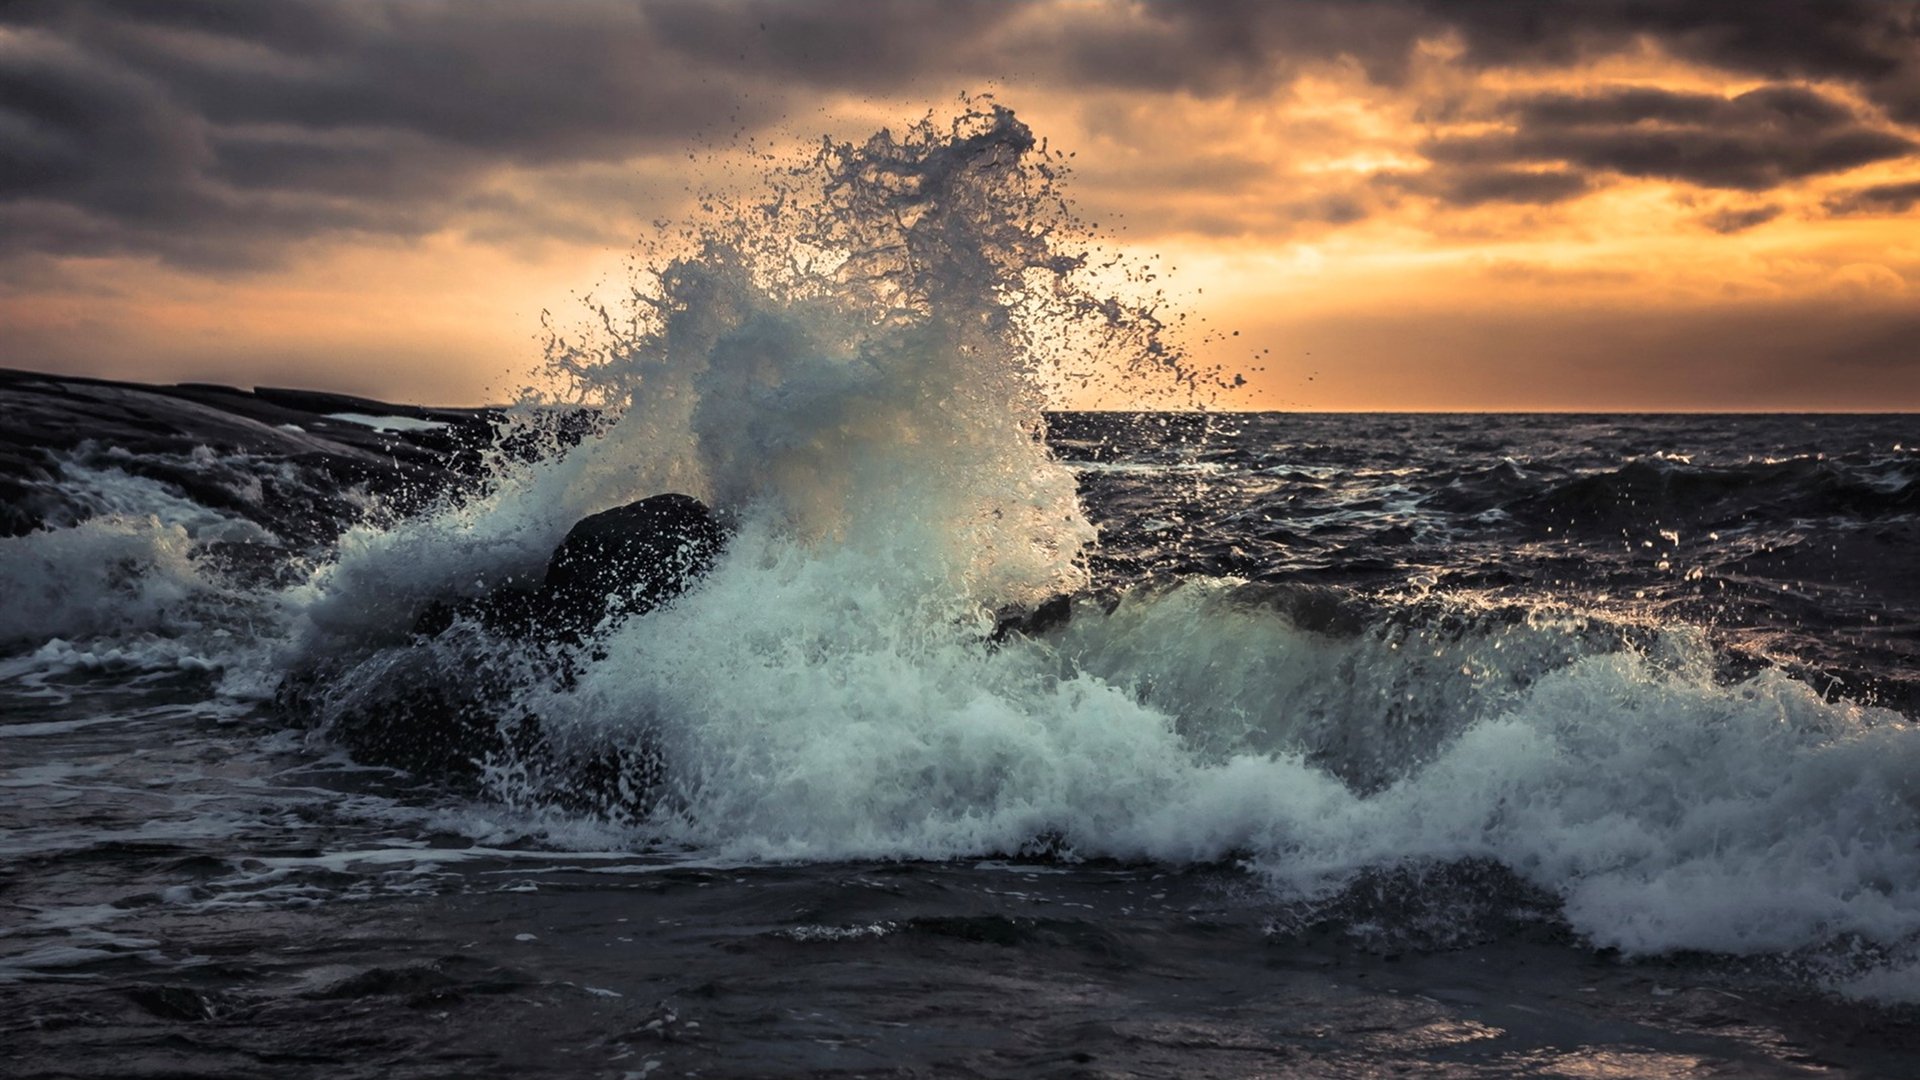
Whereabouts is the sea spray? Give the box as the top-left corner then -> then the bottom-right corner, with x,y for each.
289,103 -> 1202,653
0,515 -> 218,647
531,101 -> 1208,606
258,104 -> 1920,1003
0,449 -> 277,650
281,100 -> 1217,819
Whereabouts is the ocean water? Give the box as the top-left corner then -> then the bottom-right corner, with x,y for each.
5,105 -> 1920,1076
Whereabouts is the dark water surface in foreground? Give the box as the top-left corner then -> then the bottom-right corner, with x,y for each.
6,679 -> 1917,1079
5,408 -> 1920,1077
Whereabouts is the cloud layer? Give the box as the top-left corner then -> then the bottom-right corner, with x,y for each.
4,0 -> 1916,268
3,1 -> 1917,407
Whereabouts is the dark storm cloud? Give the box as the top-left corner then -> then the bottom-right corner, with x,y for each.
1512,85 -> 1857,130
3,0 -> 1919,269
1040,0 -> 1920,115
1426,86 -> 1913,192
0,24 -> 432,268
0,0 -> 1009,267
1419,0 -> 1920,124
3,0 -> 932,155
1033,1 -> 1435,93
1035,0 -> 1919,203
1376,167 -> 1592,207
1824,179 -> 1920,215
646,0 -> 1007,90
206,127 -> 468,199
1699,204 -> 1784,234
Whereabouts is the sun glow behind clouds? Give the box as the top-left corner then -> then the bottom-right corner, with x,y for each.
2,0 -> 1917,409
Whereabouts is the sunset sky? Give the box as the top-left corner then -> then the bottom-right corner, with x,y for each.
4,0 -> 1919,410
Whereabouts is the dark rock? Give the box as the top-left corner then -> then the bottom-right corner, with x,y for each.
1226,582 -> 1372,638
287,635 -> 666,821
279,493 -> 725,815
541,493 -> 726,636
275,634 -> 545,781
0,367 -> 502,542
990,593 -> 1076,644
406,494 -> 725,643
410,578 -> 546,640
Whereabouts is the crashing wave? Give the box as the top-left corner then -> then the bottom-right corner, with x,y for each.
9,103 -> 1920,1004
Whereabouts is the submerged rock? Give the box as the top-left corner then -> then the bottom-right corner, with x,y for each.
542,493 -> 726,637
284,493 -> 726,806
413,492 -> 727,643
277,629 -> 547,780
989,593 -> 1076,644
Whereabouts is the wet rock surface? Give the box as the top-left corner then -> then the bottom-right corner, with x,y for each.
0,367 -> 499,542
281,493 -> 723,813
540,493 -> 727,637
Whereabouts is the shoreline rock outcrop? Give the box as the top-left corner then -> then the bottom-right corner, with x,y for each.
281,493 -> 727,815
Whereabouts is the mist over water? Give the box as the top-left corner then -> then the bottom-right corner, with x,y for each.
5,103 -> 1920,1074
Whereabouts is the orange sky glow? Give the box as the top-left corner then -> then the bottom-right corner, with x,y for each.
4,2 -> 1917,410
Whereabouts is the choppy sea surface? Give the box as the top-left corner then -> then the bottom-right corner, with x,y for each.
6,106 -> 1920,1076
5,400 -> 1919,1078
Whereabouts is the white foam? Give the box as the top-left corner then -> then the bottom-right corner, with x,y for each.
0,445 -> 300,663
326,412 -> 450,433
528,569 -> 1920,982
0,517 -> 230,647
0,714 -> 131,739
36,449 -> 278,542
779,922 -> 899,942
279,104 -> 1920,1002
285,107 -> 1116,648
